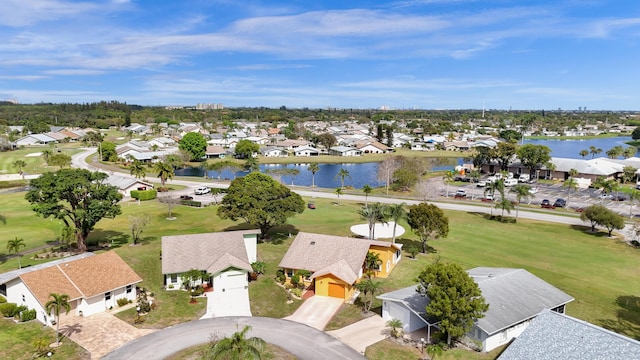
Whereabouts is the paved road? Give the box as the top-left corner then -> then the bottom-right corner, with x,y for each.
102,316 -> 366,360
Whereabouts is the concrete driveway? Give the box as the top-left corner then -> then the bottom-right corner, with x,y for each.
58,311 -> 154,359
284,295 -> 343,330
200,287 -> 251,319
327,315 -> 388,354
103,316 -> 365,360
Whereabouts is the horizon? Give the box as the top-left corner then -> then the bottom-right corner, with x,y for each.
1,1 -> 639,110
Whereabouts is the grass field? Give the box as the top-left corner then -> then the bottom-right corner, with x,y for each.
0,146 -> 81,175
2,187 -> 640,359
0,318 -> 89,360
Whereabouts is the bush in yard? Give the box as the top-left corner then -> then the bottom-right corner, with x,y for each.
20,308 -> 36,322
275,269 -> 286,284
0,295 -> 6,303
130,189 -> 157,201
180,200 -> 202,207
0,302 -> 18,317
291,274 -> 301,288
117,298 -> 131,307
291,288 -> 302,297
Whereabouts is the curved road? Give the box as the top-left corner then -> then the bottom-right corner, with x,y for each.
102,317 -> 365,360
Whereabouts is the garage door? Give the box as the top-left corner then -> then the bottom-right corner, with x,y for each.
328,283 -> 344,298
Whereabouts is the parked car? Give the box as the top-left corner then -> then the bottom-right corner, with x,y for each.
504,178 -> 518,187
307,202 -> 316,209
455,189 -> 467,198
477,181 -> 487,187
195,186 -> 211,195
541,199 -> 555,209
455,176 -> 471,182
483,194 -> 494,201
553,198 -> 567,208
613,195 -> 626,202
179,195 -> 194,200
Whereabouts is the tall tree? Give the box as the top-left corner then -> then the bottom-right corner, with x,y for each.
179,132 -> 207,161
46,293 -> 71,346
12,159 -> 26,177
578,149 -> 589,159
217,172 -> 305,239
358,203 -> 387,240
355,278 -> 382,313
334,187 -> 343,204
491,142 -> 517,171
208,325 -> 266,360
25,169 -> 122,252
317,133 -> 337,149
443,171 -> 455,197
407,203 -> 449,253
416,262 -> 488,346
307,163 -> 320,187
623,146 -> 637,159
516,144 -> 551,179
362,184 -> 373,207
48,153 -> 72,169
387,203 -> 406,243
563,177 -> 578,209
99,141 -> 117,162
153,161 -> 174,189
335,168 -> 351,188
6,237 -> 25,269
580,204 -> 624,236
234,139 -> 259,159
509,184 -> 533,221
589,146 -> 602,159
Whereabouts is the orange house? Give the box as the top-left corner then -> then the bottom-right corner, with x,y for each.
278,232 -> 402,302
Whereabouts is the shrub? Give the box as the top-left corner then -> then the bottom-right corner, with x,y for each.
291,274 -> 301,288
20,309 -> 36,322
290,288 -> 302,297
275,269 -> 286,284
117,298 -> 131,307
191,287 -> 204,297
406,245 -> 419,259
0,295 -> 6,303
180,200 -> 202,207
130,189 -> 157,201
0,303 -> 18,317
251,261 -> 266,274
631,240 -> 640,248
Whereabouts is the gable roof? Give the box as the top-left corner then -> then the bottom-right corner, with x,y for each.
19,252 -> 142,307
498,310 -> 640,360
278,232 -> 399,284
377,284 -> 436,325
161,230 -> 260,275
469,268 -> 574,335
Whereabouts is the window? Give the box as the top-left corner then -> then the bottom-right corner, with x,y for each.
105,292 -> 111,301
126,285 -> 132,294
170,274 -> 178,283
22,294 -> 25,302
286,269 -> 294,278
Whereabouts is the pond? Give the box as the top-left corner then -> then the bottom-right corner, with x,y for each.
523,136 -> 636,159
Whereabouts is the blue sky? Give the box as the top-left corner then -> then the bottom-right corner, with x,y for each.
1,0 -> 639,110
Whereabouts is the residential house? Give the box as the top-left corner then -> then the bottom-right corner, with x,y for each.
329,146 -> 362,157
0,252 -> 142,325
498,309 -> 640,360
147,137 -> 176,149
355,141 -> 389,154
278,233 -> 402,302
293,145 -> 319,157
161,230 -> 259,297
260,147 -> 288,157
411,142 -> 436,151
443,141 -> 471,151
378,267 -> 573,352
205,145 -> 226,159
15,134 -> 57,146
105,175 -> 154,197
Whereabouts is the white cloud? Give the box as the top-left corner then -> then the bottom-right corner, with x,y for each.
0,0 -> 99,27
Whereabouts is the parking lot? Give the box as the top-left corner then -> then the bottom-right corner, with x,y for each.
442,179 -> 635,216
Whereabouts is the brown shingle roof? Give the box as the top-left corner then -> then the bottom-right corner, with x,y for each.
19,252 -> 142,307
278,233 -> 372,285
161,230 -> 259,275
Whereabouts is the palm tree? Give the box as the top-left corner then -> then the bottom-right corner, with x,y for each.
129,160 -> 146,180
563,177 -> 578,209
387,318 -> 403,338
13,159 -> 27,178
443,171 -> 455,197
46,293 -> 71,346
579,149 -> 589,159
6,237 -> 25,269
355,278 -> 382,313
426,343 -> 444,359
41,149 -> 53,165
497,196 -> 515,218
307,163 -> 320,187
628,189 -> 640,217
209,325 -> 265,360
485,180 -> 504,217
153,161 -> 174,189
334,168 -> 351,189
386,203 -> 406,243
589,146 -> 602,159
624,146 -> 637,159
364,251 -> 382,276
510,184 -> 532,221
358,203 -> 387,239
362,184 -> 373,207
334,187 -> 343,205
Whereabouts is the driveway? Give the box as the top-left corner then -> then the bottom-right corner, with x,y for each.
327,315 -> 388,354
103,316 -> 365,360
284,295 -> 343,330
200,287 -> 251,319
58,311 -> 154,359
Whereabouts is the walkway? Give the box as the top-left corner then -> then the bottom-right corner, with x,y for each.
327,315 -> 388,354
102,316 -> 365,360
284,295 -> 343,330
58,312 -> 154,359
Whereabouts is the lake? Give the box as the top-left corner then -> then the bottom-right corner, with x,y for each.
523,136 -> 636,159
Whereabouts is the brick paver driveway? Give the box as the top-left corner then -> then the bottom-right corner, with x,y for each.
59,312 -> 155,359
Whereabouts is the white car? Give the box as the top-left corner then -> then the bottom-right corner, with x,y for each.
194,186 -> 211,195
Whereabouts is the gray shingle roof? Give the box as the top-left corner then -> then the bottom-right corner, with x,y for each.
498,310 -> 640,360
469,268 -> 574,335
376,284 -> 436,325
161,230 -> 259,275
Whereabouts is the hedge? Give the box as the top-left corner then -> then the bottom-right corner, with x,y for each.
131,189 -> 157,201
20,309 -> 36,322
0,295 -> 6,303
180,200 -> 202,207
0,303 -> 18,317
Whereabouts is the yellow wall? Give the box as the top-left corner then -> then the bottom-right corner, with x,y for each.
368,245 -> 399,278
315,274 -> 355,301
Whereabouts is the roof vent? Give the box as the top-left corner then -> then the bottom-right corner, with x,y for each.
310,241 -> 316,245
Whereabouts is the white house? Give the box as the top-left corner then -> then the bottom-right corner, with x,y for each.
329,146 -> 362,157
15,134 -> 57,146
161,230 -> 259,311
355,141 -> 389,154
293,145 -> 319,157
105,175 -> 154,197
378,267 -> 573,352
0,252 -> 142,325
260,147 -> 288,157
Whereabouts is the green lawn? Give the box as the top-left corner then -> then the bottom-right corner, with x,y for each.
0,318 -> 89,360
2,188 -> 640,358
0,146 -> 81,175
